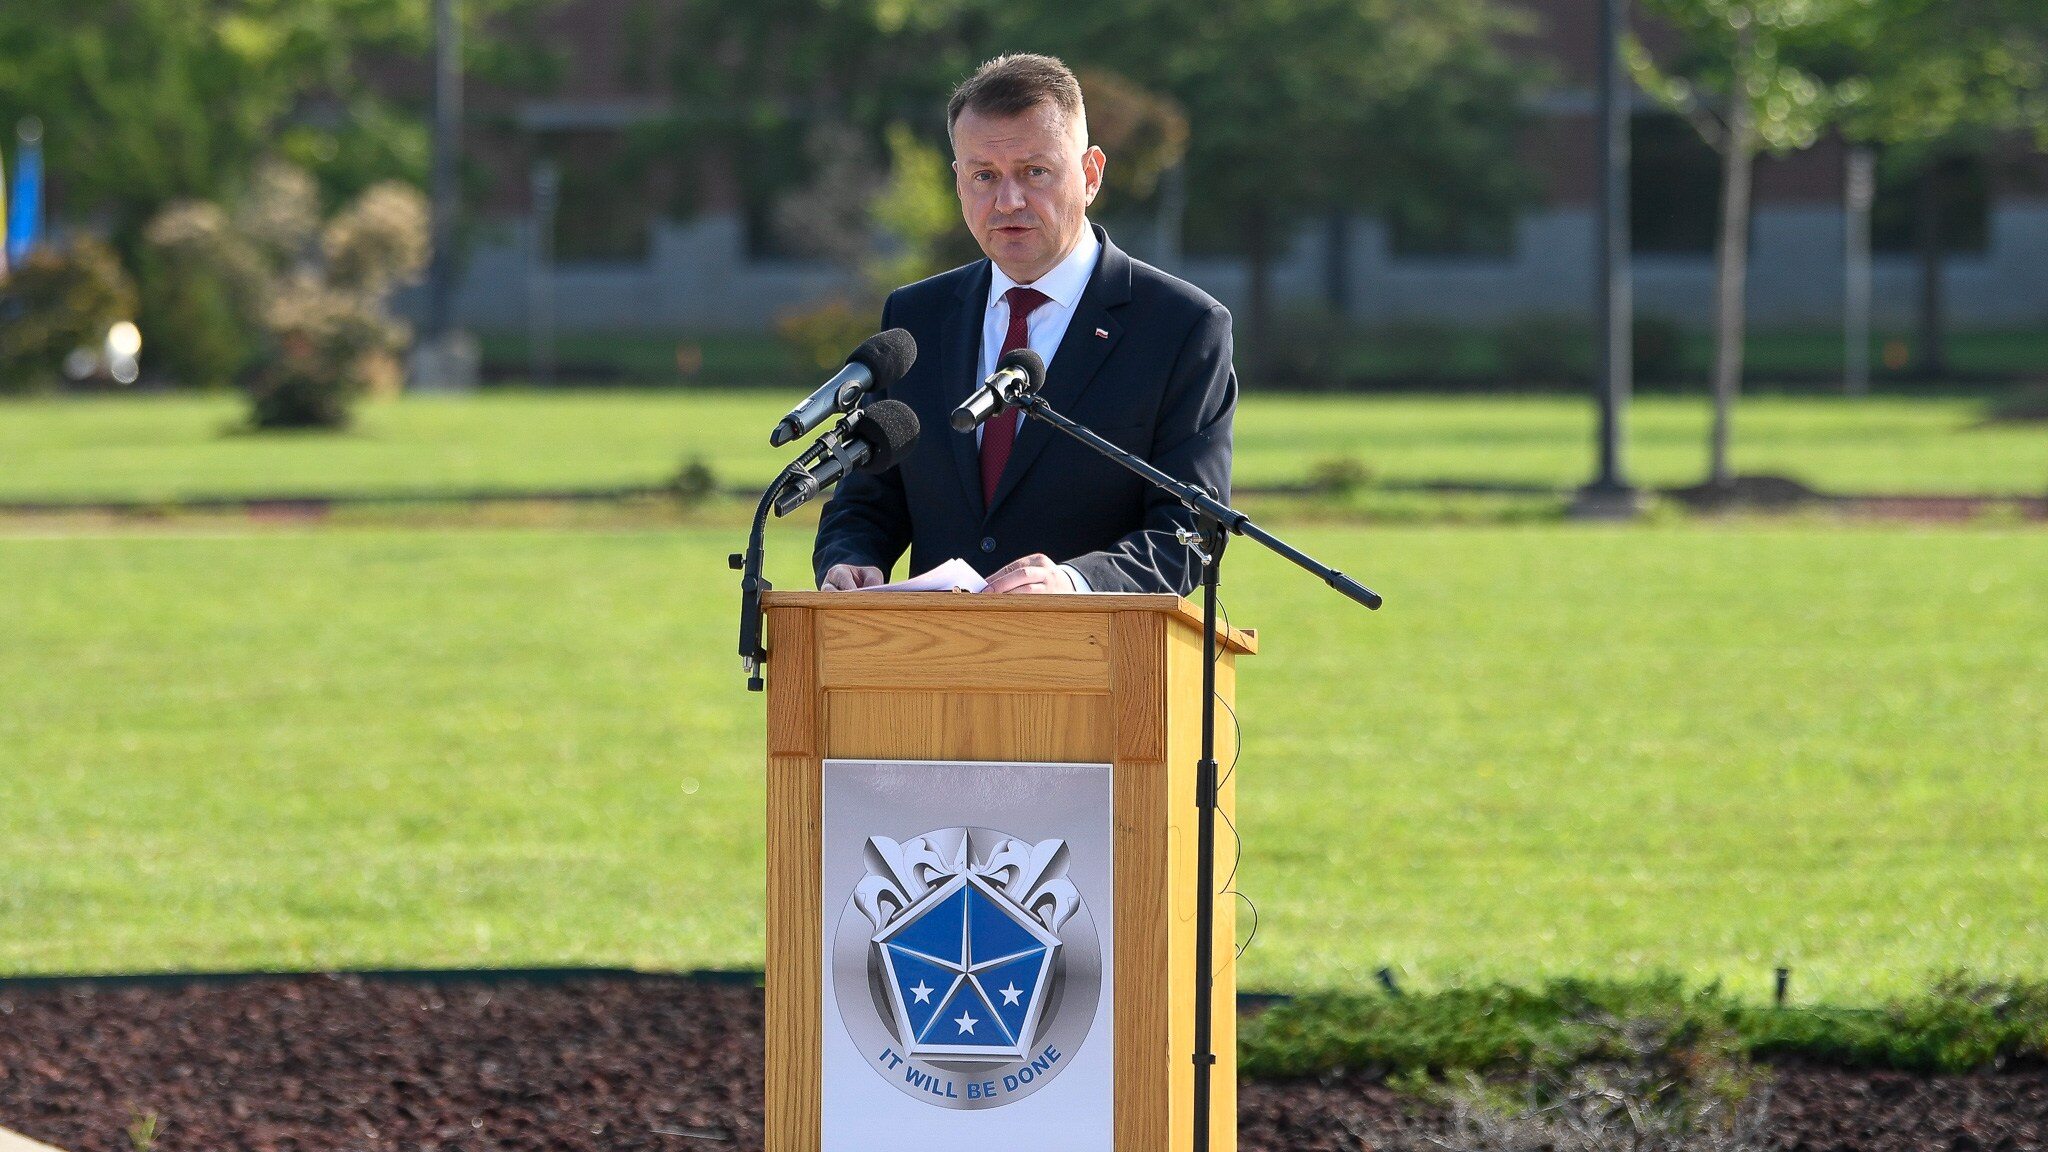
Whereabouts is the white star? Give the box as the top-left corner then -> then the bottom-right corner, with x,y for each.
910,981 -> 934,1004
999,983 -> 1024,1006
954,1011 -> 978,1036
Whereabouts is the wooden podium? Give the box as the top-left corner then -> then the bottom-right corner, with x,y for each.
759,591 -> 1255,1151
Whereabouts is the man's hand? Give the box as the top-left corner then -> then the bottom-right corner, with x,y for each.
982,553 -> 1076,595
820,564 -> 885,591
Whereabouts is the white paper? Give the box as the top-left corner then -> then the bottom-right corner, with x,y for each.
864,557 -> 987,593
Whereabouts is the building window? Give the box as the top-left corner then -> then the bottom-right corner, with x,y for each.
1630,113 -> 1720,255
1873,151 -> 1990,255
534,129 -> 657,263
741,121 -> 814,261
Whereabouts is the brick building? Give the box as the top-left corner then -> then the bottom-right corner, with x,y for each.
439,0 -> 2048,334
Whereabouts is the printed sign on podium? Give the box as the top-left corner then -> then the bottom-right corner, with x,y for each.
821,759 -> 1114,1151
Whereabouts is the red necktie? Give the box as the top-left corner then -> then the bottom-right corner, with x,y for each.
981,286 -> 1049,505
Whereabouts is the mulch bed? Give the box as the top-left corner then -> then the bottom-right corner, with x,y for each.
3,974 -> 2044,1152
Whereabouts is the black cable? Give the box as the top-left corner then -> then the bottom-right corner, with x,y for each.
1232,892 -> 1260,964
1210,588 -> 1258,964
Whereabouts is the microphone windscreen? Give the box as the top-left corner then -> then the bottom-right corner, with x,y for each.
847,329 -> 918,389
997,346 -> 1046,390
853,399 -> 921,473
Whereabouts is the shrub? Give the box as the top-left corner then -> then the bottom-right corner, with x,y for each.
323,181 -> 431,298
772,122 -> 973,374
1401,1013 -> 1772,1152
1745,974 -> 2048,1072
668,456 -> 718,505
1374,320 -> 1463,385
136,251 -> 258,388
1496,314 -> 1587,384
0,237 -> 138,393
140,204 -> 265,388
776,296 -> 876,375
1308,455 -> 1373,495
1239,974 -> 2048,1080
1256,308 -> 1354,389
247,271 -> 408,429
1633,314 -> 1687,382
1985,382 -> 2048,423
145,161 -> 428,427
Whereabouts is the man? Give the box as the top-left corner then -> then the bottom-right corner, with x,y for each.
813,53 -> 1236,595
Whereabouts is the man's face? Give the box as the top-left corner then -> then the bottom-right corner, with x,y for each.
952,101 -> 1106,284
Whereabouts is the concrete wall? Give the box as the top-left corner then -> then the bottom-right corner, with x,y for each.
439,203 -> 2048,333
444,215 -> 857,332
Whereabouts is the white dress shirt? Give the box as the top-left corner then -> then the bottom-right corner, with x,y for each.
977,223 -> 1103,591
978,221 -> 1101,386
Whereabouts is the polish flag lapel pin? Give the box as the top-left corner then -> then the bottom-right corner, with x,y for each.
1094,327 -> 1109,339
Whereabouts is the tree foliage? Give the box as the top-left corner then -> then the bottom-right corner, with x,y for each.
635,0 -> 1532,364
1823,0 -> 2048,154
0,236 -> 136,393
0,0 -> 556,240
1628,1 -> 1852,159
1629,0 -> 1866,486
987,0 -> 1535,355
1795,0 -> 2048,377
147,161 -> 428,426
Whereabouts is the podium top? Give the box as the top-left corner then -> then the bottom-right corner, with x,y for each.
760,591 -> 1257,655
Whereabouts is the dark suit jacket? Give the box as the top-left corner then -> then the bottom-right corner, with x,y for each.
812,227 -> 1236,595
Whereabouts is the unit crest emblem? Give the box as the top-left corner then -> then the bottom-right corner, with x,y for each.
832,826 -> 1102,1109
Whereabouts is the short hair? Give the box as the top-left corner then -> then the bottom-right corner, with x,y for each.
947,54 -> 1086,142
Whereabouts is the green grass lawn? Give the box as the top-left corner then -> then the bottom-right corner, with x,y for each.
3,523 -> 2042,1002
472,327 -> 2048,385
1,390 -> 2042,503
475,331 -> 797,385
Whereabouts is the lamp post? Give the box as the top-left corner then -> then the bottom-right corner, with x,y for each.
411,0 -> 478,389
1572,0 -> 1644,518
528,160 -> 559,388
1844,146 -> 1875,397
425,0 -> 461,344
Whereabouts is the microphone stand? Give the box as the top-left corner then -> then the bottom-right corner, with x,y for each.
1009,391 -> 1381,1152
735,404 -> 905,692
730,459 -> 809,693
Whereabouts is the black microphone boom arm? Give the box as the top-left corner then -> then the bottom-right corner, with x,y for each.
1011,393 -> 1382,610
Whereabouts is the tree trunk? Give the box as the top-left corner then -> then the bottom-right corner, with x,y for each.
1914,161 -> 1948,380
1245,205 -> 1272,378
1324,210 -> 1351,315
1843,146 -> 1875,396
1707,59 -> 1756,490
1152,163 -> 1185,274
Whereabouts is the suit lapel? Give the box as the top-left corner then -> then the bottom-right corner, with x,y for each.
987,229 -> 1133,517
944,260 -> 992,522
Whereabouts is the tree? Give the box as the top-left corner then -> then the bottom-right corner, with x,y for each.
1815,0 -> 2048,377
148,161 -> 428,427
1629,0 -> 1856,489
991,0 -> 1533,370
0,236 -> 136,393
0,0 -> 554,386
642,0 -> 1529,375
0,0 -> 557,240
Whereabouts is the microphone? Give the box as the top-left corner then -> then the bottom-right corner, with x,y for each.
769,329 -> 917,448
773,399 -> 921,517
950,348 -> 1046,433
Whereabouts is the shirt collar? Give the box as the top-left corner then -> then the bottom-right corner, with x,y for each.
987,221 -> 1100,312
